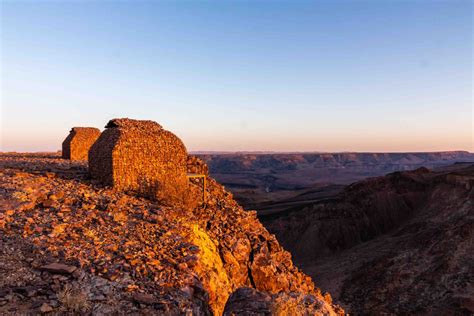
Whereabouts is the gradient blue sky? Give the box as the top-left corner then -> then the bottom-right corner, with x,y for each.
1,0 -> 472,152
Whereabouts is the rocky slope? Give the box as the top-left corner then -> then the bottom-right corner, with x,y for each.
198,151 -> 474,209
0,153 -> 342,315
261,163 -> 474,314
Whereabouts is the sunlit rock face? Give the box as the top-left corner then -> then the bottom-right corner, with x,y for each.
223,287 -> 339,316
0,149 -> 343,313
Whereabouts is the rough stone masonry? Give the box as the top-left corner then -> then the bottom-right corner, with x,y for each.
62,127 -> 101,161
88,118 -> 188,199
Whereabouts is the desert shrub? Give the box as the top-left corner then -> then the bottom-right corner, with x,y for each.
57,284 -> 90,313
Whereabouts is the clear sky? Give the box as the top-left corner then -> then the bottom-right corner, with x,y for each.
1,0 -> 472,152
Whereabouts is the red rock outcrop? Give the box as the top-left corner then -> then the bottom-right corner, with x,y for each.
0,152 -> 343,315
224,287 -> 337,315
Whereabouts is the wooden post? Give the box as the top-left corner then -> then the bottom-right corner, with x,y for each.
187,174 -> 206,203
202,175 -> 206,202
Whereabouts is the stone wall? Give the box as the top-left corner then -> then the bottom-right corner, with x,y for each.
89,118 -> 188,199
62,127 -> 101,161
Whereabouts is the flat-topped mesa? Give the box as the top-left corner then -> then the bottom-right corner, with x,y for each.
89,118 -> 188,199
62,127 -> 101,161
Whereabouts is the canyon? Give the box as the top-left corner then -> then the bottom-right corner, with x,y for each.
200,152 -> 474,314
1,150 -> 472,314
198,151 -> 474,211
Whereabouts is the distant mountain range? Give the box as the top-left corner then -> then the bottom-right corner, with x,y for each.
198,151 -> 474,209
197,151 -> 474,314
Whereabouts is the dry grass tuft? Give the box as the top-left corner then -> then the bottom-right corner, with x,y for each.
57,284 -> 90,313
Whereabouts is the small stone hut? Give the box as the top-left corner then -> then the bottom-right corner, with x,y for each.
62,127 -> 101,161
89,118 -> 188,199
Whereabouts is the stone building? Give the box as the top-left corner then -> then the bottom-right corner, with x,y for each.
62,127 -> 101,161
88,118 -> 188,199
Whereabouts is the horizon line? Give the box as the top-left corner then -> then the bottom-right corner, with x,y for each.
1,150 -> 472,155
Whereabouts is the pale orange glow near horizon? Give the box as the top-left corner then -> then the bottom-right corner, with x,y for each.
1,1 -> 472,154
1,119 -> 472,153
